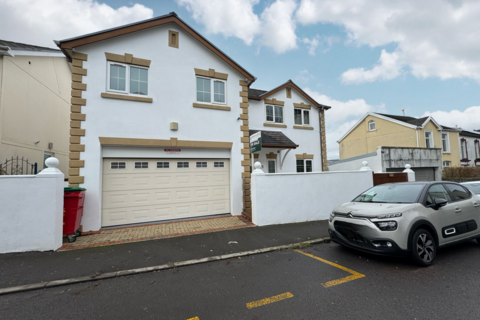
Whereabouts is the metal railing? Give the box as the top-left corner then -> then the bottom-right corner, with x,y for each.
0,157 -> 37,175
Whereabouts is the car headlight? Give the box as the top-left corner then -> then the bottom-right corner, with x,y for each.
376,213 -> 402,219
329,211 -> 335,222
374,221 -> 397,231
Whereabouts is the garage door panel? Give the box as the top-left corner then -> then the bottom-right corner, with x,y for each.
103,186 -> 230,209
102,158 -> 230,227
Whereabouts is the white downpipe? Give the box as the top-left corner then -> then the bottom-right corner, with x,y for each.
416,129 -> 419,147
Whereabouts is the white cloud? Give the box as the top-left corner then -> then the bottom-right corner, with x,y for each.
341,49 -> 402,84
304,88 -> 385,158
177,0 -> 297,54
303,36 -> 319,55
0,0 -> 153,48
422,106 -> 480,132
303,35 -> 339,55
177,0 -> 261,45
297,0 -> 480,82
260,0 -> 297,53
295,69 -> 314,82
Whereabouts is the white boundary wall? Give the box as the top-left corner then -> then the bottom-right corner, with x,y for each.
251,170 -> 373,226
0,158 -> 64,253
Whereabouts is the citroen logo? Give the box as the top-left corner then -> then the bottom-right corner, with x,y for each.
348,212 -> 354,218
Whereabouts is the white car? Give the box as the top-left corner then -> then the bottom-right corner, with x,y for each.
461,181 -> 480,196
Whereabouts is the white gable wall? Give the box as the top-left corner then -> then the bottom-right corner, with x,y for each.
248,88 -> 323,173
76,23 -> 247,231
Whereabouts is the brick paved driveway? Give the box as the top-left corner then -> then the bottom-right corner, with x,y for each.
59,216 -> 253,251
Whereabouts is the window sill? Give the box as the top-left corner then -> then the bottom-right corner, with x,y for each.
293,125 -> 314,130
369,129 -> 376,132
101,92 -> 153,103
264,123 -> 287,128
193,102 -> 231,111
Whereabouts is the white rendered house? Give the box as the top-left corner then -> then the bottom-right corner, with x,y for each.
55,12 -> 331,231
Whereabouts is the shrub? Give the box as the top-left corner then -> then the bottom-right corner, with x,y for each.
442,166 -> 480,180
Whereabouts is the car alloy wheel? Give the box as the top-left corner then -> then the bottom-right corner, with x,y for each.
411,228 -> 436,267
417,233 -> 434,263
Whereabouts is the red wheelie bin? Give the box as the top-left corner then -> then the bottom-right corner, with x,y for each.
64,187 -> 86,242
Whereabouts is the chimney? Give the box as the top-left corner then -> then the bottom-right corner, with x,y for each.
401,109 -> 405,116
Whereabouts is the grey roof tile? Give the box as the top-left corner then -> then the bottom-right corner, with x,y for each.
0,39 -> 60,53
249,130 -> 298,149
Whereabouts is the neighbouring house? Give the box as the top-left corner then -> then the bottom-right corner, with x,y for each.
329,112 -> 466,180
458,129 -> 480,167
55,12 -> 331,232
0,40 -> 71,175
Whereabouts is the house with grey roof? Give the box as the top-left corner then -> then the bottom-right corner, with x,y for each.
329,112 -> 479,181
0,40 -> 71,175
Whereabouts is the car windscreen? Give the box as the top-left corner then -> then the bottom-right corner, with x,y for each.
353,184 -> 425,203
464,183 -> 480,194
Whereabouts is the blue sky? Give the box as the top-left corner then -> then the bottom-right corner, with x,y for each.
1,0 -> 479,158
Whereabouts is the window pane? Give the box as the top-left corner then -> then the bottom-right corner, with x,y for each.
266,105 -> 274,121
214,161 -> 225,168
426,184 -> 452,205
110,65 -> 126,91
196,78 -> 211,102
268,160 -> 276,173
294,109 -> 302,125
275,106 -> 283,123
304,110 -> 310,125
196,162 -> 207,168
445,184 -> 470,201
306,160 -> 312,172
296,159 -> 304,173
130,67 -> 148,95
214,82 -> 225,103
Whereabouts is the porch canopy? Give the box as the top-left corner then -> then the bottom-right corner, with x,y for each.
249,130 -> 298,149
249,130 -> 298,170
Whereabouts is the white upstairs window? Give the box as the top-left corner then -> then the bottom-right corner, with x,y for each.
294,109 -> 310,125
107,62 -> 149,96
425,131 -> 434,148
266,105 -> 283,123
196,77 -> 227,104
441,133 -> 450,153
369,120 -> 376,131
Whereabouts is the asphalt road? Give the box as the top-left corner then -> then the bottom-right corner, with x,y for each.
0,221 -> 328,288
2,240 -> 480,319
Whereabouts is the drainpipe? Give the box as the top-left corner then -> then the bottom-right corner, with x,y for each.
318,108 -> 325,171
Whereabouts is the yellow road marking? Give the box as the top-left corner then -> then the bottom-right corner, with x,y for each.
295,250 -> 365,288
246,292 -> 294,309
185,317 -> 199,320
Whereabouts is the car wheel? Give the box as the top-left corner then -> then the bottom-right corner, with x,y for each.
411,228 -> 436,267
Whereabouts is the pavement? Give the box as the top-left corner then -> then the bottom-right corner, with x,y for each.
3,237 -> 480,319
0,220 -> 328,288
60,215 -> 253,250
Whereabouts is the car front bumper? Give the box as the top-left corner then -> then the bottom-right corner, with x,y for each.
328,220 -> 409,257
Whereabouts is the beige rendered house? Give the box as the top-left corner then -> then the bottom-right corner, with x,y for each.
0,40 -> 71,175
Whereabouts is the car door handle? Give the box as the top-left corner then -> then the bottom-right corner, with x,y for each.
455,208 -> 462,213
474,203 -> 480,208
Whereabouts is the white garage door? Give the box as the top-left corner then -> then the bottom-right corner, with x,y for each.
102,158 -> 230,227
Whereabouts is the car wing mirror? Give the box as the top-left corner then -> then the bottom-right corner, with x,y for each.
433,198 -> 448,209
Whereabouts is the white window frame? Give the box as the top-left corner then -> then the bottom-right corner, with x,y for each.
441,132 -> 450,153
265,105 -> 284,124
461,139 -> 468,159
424,130 -> 434,148
368,120 -> 376,131
267,159 -> 276,173
107,61 -> 149,97
294,108 -> 311,126
296,159 -> 313,173
134,161 -> 149,169
475,140 -> 480,159
110,161 -> 126,170
195,76 -> 227,105
443,161 -> 451,168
